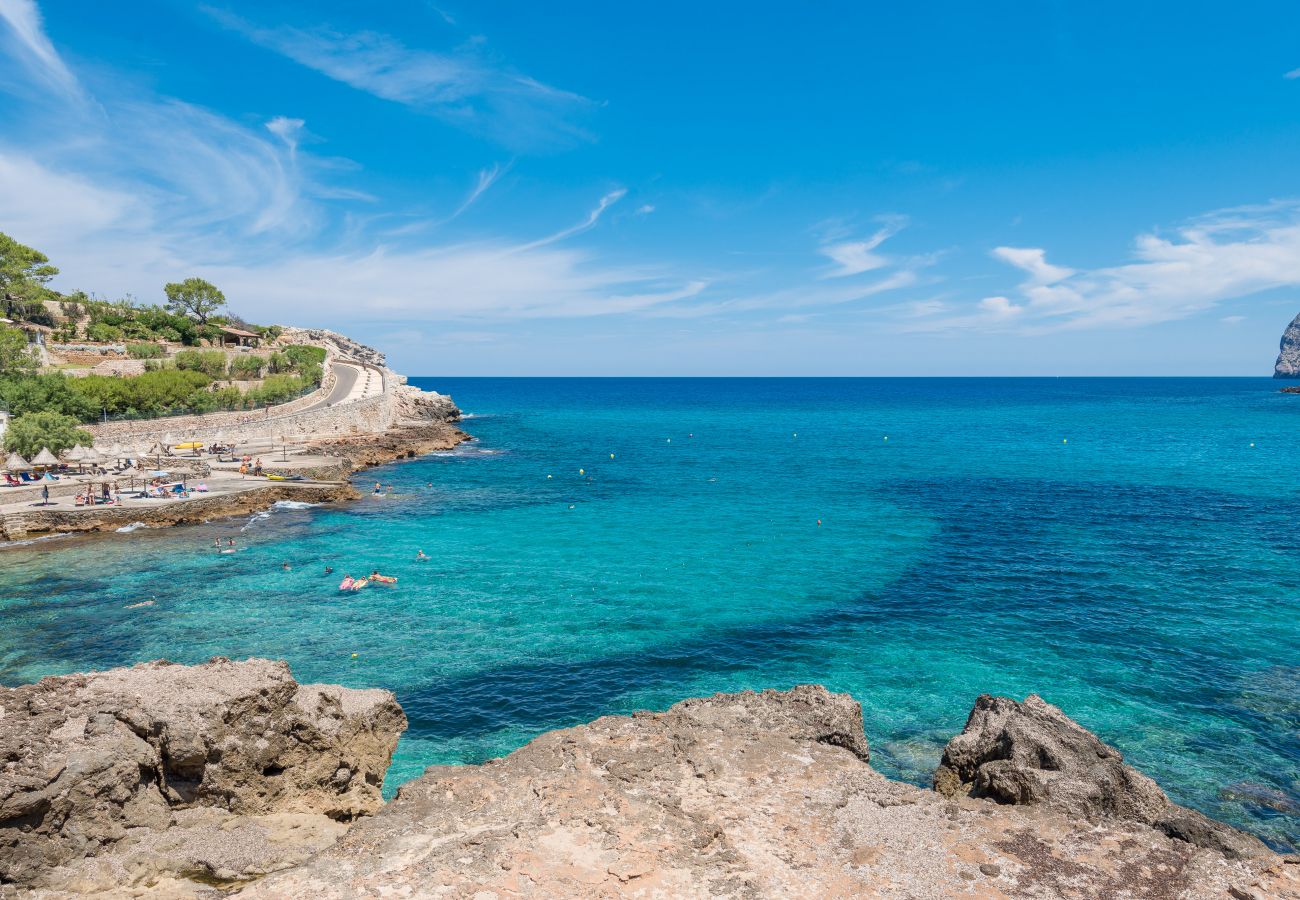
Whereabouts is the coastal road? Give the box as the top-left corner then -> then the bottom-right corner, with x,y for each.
301,360 -> 382,412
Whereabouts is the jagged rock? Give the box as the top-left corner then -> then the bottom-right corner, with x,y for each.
933,694 -> 1272,860
239,686 -> 1288,899
1275,312 -> 1300,378
0,657 -> 405,890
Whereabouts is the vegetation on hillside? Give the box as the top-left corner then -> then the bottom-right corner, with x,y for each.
0,232 -> 326,454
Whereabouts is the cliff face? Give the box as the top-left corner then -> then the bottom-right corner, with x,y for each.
1274,312 -> 1300,378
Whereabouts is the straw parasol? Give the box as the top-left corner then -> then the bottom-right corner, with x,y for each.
32,447 -> 61,468
3,452 -> 31,472
65,445 -> 87,461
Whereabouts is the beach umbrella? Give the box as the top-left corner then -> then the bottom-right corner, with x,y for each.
3,452 -> 31,472
109,442 -> 124,460
32,448 -> 61,468
64,445 -> 86,461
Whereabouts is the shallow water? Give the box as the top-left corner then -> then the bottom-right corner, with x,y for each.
2,378 -> 1297,850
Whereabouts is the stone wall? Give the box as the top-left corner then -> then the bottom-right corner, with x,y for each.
85,355 -> 341,445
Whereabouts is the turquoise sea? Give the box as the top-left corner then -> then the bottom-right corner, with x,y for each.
2,378 -> 1298,851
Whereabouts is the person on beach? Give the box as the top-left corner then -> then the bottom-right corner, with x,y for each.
41,484 -> 48,506
253,458 -> 263,477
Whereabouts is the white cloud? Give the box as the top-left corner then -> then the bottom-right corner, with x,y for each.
0,0 -> 79,98
1285,68 -> 1300,80
207,8 -> 590,147
979,296 -> 1023,317
636,204 -> 655,215
265,116 -> 306,155
990,246 -> 1075,285
819,219 -> 906,278
905,201 -> 1300,333
1221,315 -> 1245,325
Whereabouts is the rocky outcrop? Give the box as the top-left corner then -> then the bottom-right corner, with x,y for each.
278,327 -> 386,368
0,658 -> 405,893
391,383 -> 461,426
243,686 -> 1292,900
1275,313 -> 1300,378
933,693 -> 1272,860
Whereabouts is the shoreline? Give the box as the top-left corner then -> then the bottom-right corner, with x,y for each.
0,420 -> 471,546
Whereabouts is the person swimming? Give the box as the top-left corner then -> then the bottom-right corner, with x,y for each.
416,549 -> 429,560
324,566 -> 334,574
281,562 -> 291,571
373,481 -> 383,495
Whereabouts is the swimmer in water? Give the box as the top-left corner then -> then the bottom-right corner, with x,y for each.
324,566 -> 334,575
416,549 -> 429,560
281,562 -> 291,571
373,481 -> 382,495
226,537 -> 235,547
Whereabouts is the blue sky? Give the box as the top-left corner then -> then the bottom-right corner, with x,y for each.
2,1 -> 1299,374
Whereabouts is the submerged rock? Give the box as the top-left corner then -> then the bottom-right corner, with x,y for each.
241,685 -> 1290,899
0,657 -> 405,892
933,693 -> 1272,859
1276,313 -> 1300,378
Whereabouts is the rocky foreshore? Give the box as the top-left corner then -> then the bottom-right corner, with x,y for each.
2,661 -> 1295,899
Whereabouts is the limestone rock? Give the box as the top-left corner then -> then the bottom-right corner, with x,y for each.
1275,312 -> 1300,378
240,686 -> 1287,899
0,657 -> 405,890
934,694 -> 1272,859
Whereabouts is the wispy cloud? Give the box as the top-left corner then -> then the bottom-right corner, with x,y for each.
0,0 -> 79,99
817,216 -> 907,278
449,162 -> 504,220
1285,67 -> 1300,80
265,115 -> 305,156
205,7 -> 591,148
512,189 -> 626,253
903,201 -> 1300,333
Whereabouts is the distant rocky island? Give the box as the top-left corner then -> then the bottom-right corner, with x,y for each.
2,658 -> 1294,898
1274,311 -> 1300,379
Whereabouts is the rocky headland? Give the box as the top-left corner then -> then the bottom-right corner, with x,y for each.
2,661 -> 1295,898
1275,312 -> 1300,379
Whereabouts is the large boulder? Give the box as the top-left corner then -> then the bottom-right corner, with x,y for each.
238,686 -> 1288,899
0,657 -> 405,889
1275,312 -> 1300,378
933,694 -> 1271,859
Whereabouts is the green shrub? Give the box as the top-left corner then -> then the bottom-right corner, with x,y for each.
173,349 -> 228,378
127,342 -> 166,359
282,344 -> 326,370
85,322 -> 124,343
245,374 -> 309,406
68,368 -> 212,417
227,355 -> 265,379
0,373 -> 97,419
2,410 -> 93,457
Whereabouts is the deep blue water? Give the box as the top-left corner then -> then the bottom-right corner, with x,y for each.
2,377 -> 1298,850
